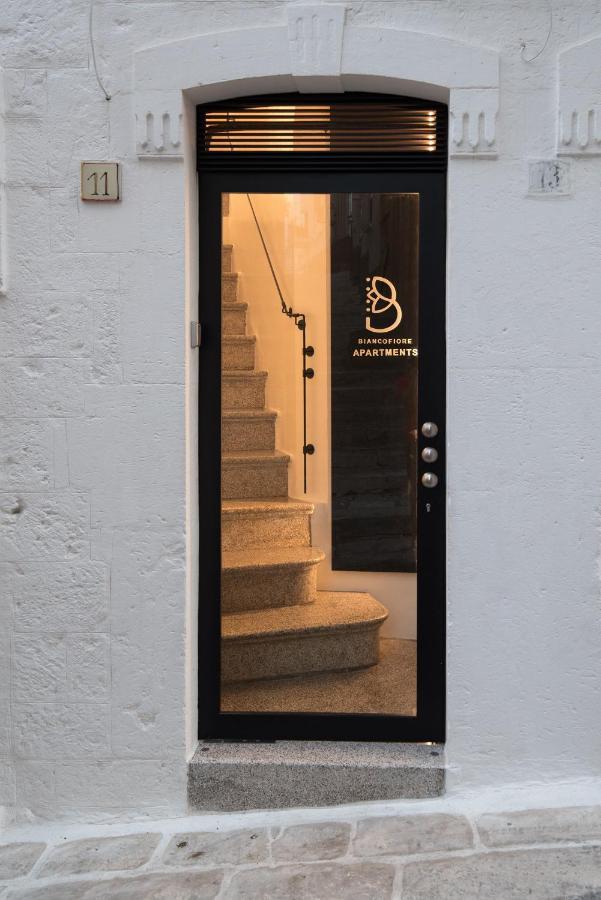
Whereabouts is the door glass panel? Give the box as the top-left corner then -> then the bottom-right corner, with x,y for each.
220,192 -> 418,717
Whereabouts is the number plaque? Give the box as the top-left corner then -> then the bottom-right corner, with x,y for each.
80,162 -> 121,201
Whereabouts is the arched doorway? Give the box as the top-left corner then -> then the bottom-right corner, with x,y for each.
197,93 -> 446,742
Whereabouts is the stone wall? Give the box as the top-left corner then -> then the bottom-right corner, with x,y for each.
1,0 -> 601,820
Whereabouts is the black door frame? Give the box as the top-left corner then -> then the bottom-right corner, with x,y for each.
197,96 -> 447,743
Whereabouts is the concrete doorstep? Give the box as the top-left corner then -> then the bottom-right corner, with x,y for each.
1,804 -> 601,898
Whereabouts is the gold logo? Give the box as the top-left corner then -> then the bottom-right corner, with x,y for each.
365,276 -> 402,333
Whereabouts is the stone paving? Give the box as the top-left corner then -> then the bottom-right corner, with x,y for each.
1,805 -> 601,898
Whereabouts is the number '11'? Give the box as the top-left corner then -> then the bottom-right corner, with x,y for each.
87,170 -> 109,196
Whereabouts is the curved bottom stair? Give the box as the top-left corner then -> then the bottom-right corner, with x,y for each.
221,591 -> 388,683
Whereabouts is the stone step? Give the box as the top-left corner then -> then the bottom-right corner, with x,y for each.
222,335 -> 255,371
221,591 -> 388,683
222,272 -> 239,303
189,740 -> 445,810
222,370 -> 267,410
222,301 -> 247,336
221,498 -> 313,551
222,450 -> 289,500
222,243 -> 233,273
221,546 -> 325,613
222,409 -> 277,452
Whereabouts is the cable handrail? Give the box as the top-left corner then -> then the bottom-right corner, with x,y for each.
245,193 -> 314,493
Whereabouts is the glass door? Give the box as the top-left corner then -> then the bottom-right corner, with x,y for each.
198,168 -> 445,742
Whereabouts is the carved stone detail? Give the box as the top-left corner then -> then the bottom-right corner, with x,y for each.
450,88 -> 498,158
558,35 -> 601,156
287,4 -> 346,81
136,93 -> 183,159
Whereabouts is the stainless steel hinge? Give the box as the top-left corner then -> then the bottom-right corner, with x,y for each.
190,321 -> 202,348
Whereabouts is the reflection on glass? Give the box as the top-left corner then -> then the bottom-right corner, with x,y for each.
220,193 -> 418,717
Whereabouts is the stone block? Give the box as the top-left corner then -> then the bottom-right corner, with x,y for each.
50,188 -> 136,254
0,492 -> 89,562
4,870 -> 224,900
52,760 -> 186,813
110,626 -> 183,758
227,862 -> 395,899
189,742 -> 445,811
119,252 -> 184,384
402,846 -> 601,899
12,634 -> 67,701
353,814 -> 472,858
12,633 -> 109,703
477,805 -> 601,847
14,762 -> 56,814
37,833 -> 161,877
46,70 -> 109,181
0,359 -> 84,418
4,118 -> 48,186
68,386 -> 183,528
163,828 -> 268,868
88,291 -> 122,385
2,69 -> 47,117
12,702 -> 110,760
0,0 -> 88,68
0,762 -> 16,805
8,561 -> 109,632
0,843 -> 46,880
0,703 -> 11,756
5,186 -> 49,296
272,822 -> 351,862
44,253 -> 121,293
0,420 -> 54,490
0,292 -> 90,358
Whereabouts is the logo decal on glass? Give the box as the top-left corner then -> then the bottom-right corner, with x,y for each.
365,276 -> 402,333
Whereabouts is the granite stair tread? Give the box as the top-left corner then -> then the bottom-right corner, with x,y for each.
222,497 -> 314,516
222,408 -> 277,421
222,369 -> 268,379
222,449 -> 290,465
222,545 -> 325,574
222,591 -> 388,641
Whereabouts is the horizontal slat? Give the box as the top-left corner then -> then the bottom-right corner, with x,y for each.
201,100 -> 443,156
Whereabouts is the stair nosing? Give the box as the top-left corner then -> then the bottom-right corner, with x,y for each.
223,546 -> 324,573
222,591 -> 389,641
222,498 -> 313,516
222,450 -> 289,465
222,335 -> 256,344
222,408 -> 277,420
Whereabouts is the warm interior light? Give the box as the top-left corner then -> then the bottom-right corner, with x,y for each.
205,104 -> 438,154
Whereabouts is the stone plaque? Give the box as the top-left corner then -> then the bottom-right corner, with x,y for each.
80,161 -> 121,201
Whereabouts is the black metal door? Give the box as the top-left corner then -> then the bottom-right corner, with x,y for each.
197,95 -> 446,743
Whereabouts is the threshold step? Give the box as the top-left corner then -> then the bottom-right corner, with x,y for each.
188,740 -> 445,810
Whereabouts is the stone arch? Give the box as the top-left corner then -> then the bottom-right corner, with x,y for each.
133,5 -> 500,159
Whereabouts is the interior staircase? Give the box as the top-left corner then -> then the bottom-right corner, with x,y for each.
221,242 -> 389,689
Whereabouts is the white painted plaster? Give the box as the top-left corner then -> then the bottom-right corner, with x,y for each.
1,0 -> 601,823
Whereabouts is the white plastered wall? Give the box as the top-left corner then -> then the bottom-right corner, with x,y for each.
1,0 -> 601,821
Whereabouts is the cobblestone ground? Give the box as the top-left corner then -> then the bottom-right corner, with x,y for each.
1,805 -> 601,898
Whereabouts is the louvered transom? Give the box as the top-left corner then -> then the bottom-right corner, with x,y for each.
197,94 -> 448,172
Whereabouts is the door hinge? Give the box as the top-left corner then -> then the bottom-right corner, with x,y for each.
190,321 -> 202,348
